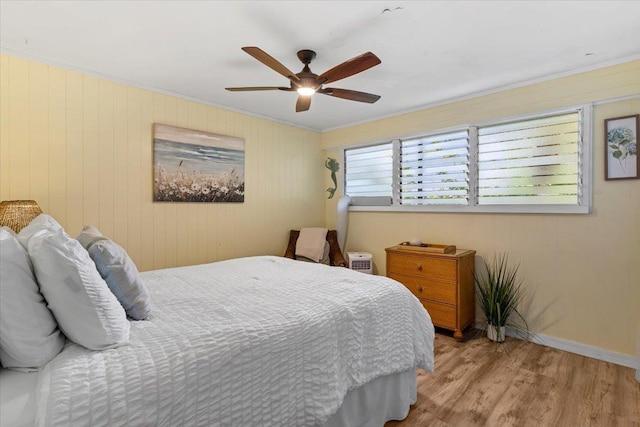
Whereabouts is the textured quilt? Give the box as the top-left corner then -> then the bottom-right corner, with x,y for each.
35,256 -> 434,427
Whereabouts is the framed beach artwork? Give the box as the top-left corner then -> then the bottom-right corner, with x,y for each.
604,114 -> 638,181
153,124 -> 245,202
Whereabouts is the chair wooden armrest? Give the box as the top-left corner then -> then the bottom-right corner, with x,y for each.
326,230 -> 347,267
284,230 -> 300,260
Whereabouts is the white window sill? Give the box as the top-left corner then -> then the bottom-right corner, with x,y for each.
348,204 -> 591,215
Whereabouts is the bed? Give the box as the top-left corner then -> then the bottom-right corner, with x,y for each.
1,255 -> 434,427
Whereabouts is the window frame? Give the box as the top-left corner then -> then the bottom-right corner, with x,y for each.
341,104 -> 592,214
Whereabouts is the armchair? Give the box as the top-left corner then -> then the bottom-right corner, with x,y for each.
283,230 -> 347,267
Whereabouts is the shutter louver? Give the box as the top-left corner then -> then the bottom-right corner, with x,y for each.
400,131 -> 470,205
345,143 -> 393,199
477,112 -> 580,205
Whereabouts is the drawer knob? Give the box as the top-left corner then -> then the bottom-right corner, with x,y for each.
417,264 -> 423,271
418,286 -> 424,293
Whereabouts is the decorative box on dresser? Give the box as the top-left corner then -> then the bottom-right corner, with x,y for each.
385,245 -> 476,341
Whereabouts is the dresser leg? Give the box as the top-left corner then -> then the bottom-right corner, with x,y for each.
454,329 -> 464,341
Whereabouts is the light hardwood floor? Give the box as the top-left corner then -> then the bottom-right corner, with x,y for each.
386,331 -> 640,426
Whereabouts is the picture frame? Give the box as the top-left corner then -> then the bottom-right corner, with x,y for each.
604,114 -> 639,180
153,124 -> 245,202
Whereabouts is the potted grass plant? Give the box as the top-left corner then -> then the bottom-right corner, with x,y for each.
475,254 -> 528,342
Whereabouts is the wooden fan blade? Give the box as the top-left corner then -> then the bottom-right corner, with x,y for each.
226,87 -> 292,91
242,47 -> 301,84
296,95 -> 311,112
317,52 -> 381,85
319,88 -> 381,103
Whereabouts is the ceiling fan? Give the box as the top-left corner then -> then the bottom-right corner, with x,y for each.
226,47 -> 381,112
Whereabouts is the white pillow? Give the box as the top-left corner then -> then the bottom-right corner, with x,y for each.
16,213 -> 62,249
76,224 -> 101,248
27,228 -> 130,350
77,226 -> 151,320
0,227 -> 65,371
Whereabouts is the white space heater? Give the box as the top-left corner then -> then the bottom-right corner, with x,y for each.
347,252 -> 373,274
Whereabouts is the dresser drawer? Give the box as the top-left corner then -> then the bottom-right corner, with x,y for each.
422,300 -> 457,329
388,273 -> 457,305
386,246 -> 475,341
387,252 -> 457,281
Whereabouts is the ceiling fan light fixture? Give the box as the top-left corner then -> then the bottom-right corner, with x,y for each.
297,87 -> 316,96
228,47 -> 381,111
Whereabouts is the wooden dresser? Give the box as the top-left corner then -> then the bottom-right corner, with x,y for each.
386,245 -> 476,341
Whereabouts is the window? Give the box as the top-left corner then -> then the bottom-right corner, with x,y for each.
344,142 -> 393,205
400,130 -> 470,205
343,107 -> 591,213
477,112 -> 580,205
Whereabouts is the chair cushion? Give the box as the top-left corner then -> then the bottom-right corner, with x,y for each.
295,241 -> 330,265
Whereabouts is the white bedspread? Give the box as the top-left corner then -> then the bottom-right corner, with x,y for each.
35,256 -> 434,427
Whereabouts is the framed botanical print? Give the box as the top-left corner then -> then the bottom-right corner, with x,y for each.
604,114 -> 639,180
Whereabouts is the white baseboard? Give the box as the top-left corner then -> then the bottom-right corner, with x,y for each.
505,328 -> 639,370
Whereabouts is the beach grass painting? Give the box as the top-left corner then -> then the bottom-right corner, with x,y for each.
153,124 -> 245,202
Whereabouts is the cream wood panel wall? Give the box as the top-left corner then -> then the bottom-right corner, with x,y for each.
321,60 -> 640,150
321,61 -> 640,357
0,54 -> 325,271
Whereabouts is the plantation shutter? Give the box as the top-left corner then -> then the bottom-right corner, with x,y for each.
477,112 -> 580,205
344,143 -> 393,204
399,130 -> 470,205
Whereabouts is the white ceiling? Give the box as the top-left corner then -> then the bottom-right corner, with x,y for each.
2,1 -> 640,132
